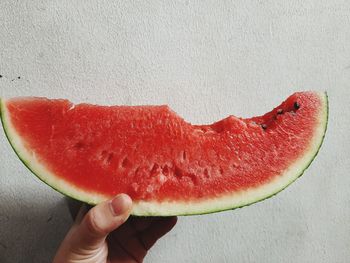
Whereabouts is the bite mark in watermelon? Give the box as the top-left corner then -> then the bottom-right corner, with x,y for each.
0,92 -> 328,216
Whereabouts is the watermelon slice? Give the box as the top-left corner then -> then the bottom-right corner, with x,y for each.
0,92 -> 328,216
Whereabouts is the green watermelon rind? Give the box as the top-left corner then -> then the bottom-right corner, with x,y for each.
132,92 -> 329,216
0,98 -> 108,206
195,92 -> 329,216
0,93 -> 328,216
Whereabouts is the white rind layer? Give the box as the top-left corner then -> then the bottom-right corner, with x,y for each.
0,92 -> 328,216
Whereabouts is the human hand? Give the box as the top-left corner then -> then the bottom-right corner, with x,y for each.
53,194 -> 177,263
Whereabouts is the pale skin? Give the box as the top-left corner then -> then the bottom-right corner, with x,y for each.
53,194 -> 177,263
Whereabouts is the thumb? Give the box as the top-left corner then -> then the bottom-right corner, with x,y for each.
74,194 -> 132,250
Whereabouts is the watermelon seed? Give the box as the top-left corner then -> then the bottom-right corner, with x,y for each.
261,124 -> 267,130
294,102 -> 300,110
277,109 -> 283,114
219,167 -> 224,175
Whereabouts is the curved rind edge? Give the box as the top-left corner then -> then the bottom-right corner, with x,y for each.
133,92 -> 329,216
0,97 -> 110,206
0,92 -> 329,216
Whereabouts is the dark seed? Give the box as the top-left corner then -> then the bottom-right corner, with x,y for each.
0,75 -> 2,78
17,76 -> 21,79
277,109 -> 283,114
294,102 -> 300,110
261,124 -> 267,130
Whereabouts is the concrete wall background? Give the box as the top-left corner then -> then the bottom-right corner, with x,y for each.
1,1 -> 349,262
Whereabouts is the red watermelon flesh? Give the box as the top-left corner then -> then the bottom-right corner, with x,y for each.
0,92 -> 328,216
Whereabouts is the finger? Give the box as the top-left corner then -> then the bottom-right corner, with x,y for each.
65,197 -> 83,220
109,217 -> 158,261
129,217 -> 155,232
110,229 -> 148,262
139,217 -> 177,250
74,194 -> 132,250
107,235 -> 136,262
74,204 -> 89,224
114,216 -> 155,239
109,217 -> 176,261
110,218 -> 153,261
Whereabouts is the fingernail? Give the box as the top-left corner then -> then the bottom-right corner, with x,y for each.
110,194 -> 132,216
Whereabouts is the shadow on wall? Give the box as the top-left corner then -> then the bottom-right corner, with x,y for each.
0,195 -> 73,263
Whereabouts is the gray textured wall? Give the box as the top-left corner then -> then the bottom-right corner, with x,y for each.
1,1 -> 349,262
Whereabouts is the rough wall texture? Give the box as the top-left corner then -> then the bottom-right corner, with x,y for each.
1,1 -> 350,262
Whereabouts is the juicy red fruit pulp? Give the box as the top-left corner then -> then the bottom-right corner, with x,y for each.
6,92 -> 321,202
